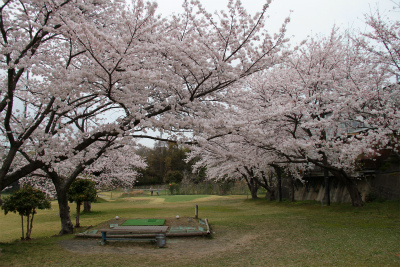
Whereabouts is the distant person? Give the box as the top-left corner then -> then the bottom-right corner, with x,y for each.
150,187 -> 153,196
156,189 -> 159,196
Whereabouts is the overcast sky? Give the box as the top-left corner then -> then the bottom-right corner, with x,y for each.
156,0 -> 398,44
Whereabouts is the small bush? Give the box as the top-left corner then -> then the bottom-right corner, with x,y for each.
1,185 -> 51,240
365,192 -> 386,203
68,179 -> 97,227
168,183 -> 180,195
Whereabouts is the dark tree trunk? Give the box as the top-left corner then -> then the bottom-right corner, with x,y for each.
271,165 -> 283,202
84,201 -> 91,212
26,215 -> 30,240
331,170 -> 363,207
324,169 -> 331,206
48,172 -> 75,235
21,215 -> 25,240
56,186 -> 74,235
278,177 -> 282,201
267,189 -> 276,201
29,213 -> 34,240
240,170 -> 258,199
345,179 -> 363,207
263,171 -> 276,201
76,201 -> 81,228
249,178 -> 258,199
255,171 -> 276,201
322,155 -> 331,206
25,213 -> 34,240
289,176 -> 295,202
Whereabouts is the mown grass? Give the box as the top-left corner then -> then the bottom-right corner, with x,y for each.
0,194 -> 399,267
162,194 -> 210,202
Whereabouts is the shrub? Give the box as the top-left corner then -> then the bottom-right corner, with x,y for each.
1,185 -> 51,240
166,171 -> 184,184
168,183 -> 180,195
68,178 -> 97,227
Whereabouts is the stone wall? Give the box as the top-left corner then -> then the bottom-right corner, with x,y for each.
283,155 -> 400,203
289,171 -> 400,203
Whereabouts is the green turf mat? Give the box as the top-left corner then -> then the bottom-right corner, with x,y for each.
121,219 -> 165,226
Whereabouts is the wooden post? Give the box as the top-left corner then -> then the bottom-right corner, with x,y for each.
195,204 -> 198,219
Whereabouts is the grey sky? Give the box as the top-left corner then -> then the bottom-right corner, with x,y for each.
156,0 -> 398,44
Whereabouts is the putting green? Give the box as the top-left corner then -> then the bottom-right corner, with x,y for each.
121,219 -> 165,226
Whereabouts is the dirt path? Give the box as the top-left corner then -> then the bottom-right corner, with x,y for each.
58,224 -> 256,261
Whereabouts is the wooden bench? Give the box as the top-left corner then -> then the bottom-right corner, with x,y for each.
100,226 -> 168,247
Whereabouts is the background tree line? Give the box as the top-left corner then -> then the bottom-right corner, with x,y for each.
135,142 -> 205,186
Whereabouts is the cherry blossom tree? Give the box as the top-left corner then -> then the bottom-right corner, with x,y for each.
189,133 -> 263,199
248,32 -> 393,206
20,137 -> 146,234
227,29 -> 396,207
0,0 -> 154,233
362,1 -> 400,73
0,0 -> 129,191
187,3 -> 398,207
86,143 -> 147,190
1,0 -> 290,233
188,116 -> 303,200
1,0 -> 289,189
189,127 -> 305,201
191,17 -> 398,207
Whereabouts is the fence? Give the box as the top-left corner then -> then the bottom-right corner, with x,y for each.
178,182 -> 250,195
104,181 -> 268,198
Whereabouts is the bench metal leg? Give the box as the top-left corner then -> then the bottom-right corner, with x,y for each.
101,231 -> 107,245
155,233 -> 166,248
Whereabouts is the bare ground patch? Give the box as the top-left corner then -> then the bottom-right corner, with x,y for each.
58,218 -> 257,261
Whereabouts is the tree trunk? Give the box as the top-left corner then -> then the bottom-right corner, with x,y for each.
331,170 -> 363,207
29,213 -> 35,240
345,179 -> 363,207
21,215 -> 25,240
322,155 -> 331,206
26,213 -> 34,240
267,189 -> 276,201
84,201 -> 91,212
324,169 -> 331,206
272,166 -> 283,202
259,171 -> 276,201
56,187 -> 74,235
249,178 -> 258,199
76,201 -> 81,228
289,176 -> 295,202
26,215 -> 30,240
241,172 -> 258,199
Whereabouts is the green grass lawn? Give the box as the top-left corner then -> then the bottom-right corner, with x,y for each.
162,194 -> 210,202
0,195 -> 399,267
